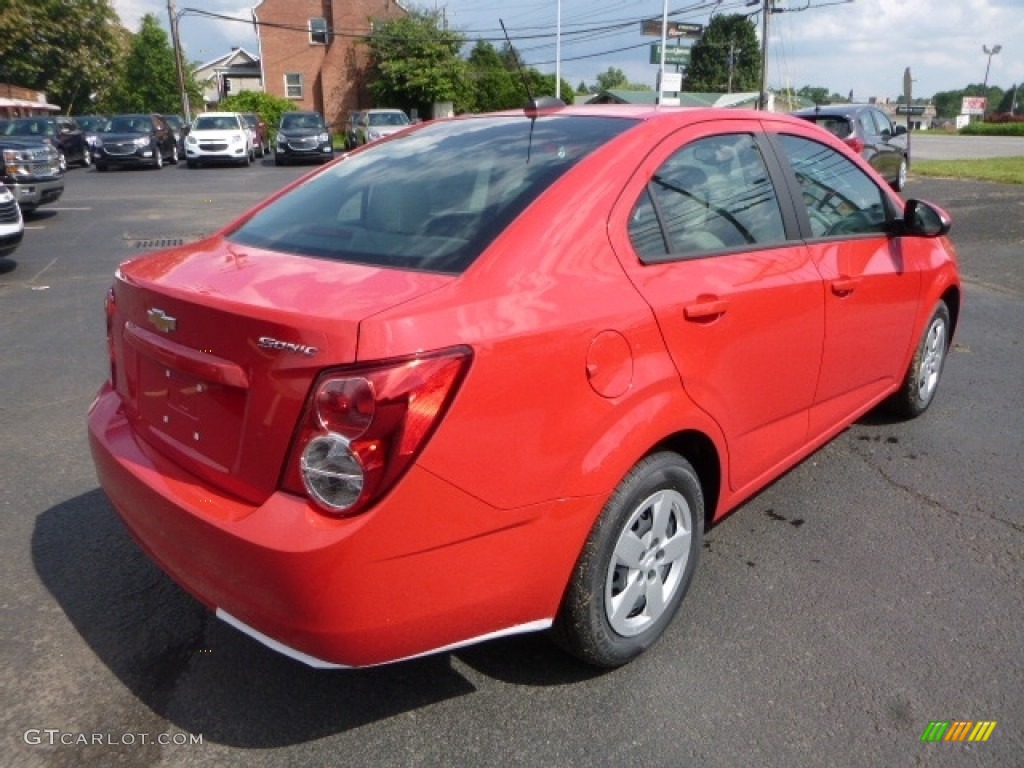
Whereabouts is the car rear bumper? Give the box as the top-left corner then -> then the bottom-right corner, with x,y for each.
88,384 -> 589,667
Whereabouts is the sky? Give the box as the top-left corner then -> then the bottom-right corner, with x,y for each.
111,0 -> 1024,102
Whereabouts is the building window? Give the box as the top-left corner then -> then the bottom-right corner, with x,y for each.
310,17 -> 328,45
285,73 -> 303,99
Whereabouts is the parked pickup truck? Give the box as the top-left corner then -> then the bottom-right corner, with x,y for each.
0,139 -> 64,212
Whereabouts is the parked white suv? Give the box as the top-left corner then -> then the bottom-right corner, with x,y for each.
185,112 -> 253,168
0,184 -> 25,258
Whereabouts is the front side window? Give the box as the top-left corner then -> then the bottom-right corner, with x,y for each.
778,134 -> 891,238
310,17 -> 328,45
229,115 -> 636,273
629,133 -> 787,262
285,73 -> 303,99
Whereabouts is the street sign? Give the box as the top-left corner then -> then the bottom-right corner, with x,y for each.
659,72 -> 683,92
641,20 -> 703,39
961,96 -> 987,115
649,44 -> 691,66
895,105 -> 926,115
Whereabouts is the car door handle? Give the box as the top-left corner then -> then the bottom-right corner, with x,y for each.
831,277 -> 862,296
684,298 -> 729,321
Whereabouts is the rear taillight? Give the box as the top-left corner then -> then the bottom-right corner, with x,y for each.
104,285 -> 117,385
844,136 -> 866,155
282,347 -> 472,516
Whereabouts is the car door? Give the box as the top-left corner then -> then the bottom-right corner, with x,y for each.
857,108 -> 898,181
610,122 -> 825,493
769,131 -> 920,434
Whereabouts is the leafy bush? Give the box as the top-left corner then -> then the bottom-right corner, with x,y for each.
960,120 -> 1024,137
218,91 -> 297,140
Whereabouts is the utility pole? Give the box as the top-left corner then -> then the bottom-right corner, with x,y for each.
758,0 -> 771,110
167,0 -> 191,121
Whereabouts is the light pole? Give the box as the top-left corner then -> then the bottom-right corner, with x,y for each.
982,44 -> 1002,90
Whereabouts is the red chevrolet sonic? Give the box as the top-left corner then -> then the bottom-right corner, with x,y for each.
88,103 -> 960,669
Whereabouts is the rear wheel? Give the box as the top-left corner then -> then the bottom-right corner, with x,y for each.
891,300 -> 951,418
892,157 -> 908,191
552,452 -> 703,668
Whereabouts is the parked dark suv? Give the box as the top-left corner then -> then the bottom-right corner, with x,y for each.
95,114 -> 179,171
274,111 -> 333,165
0,116 -> 90,171
790,103 -> 909,191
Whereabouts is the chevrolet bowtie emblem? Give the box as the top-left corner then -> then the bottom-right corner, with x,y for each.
147,308 -> 177,333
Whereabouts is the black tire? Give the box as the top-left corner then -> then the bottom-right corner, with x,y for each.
169,144 -> 179,165
892,156 -> 908,192
81,147 -> 92,167
95,162 -> 108,173
153,149 -> 163,170
890,300 -> 951,418
552,452 -> 703,668
274,154 -> 285,166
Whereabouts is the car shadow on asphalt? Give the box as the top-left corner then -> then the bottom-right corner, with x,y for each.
32,489 -> 599,747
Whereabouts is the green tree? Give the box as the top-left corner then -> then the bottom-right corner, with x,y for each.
104,14 -> 200,115
366,10 -> 471,117
466,41 -> 521,112
219,91 -> 295,140
592,66 -> 652,93
684,14 -> 760,93
0,0 -> 123,113
797,85 -> 832,104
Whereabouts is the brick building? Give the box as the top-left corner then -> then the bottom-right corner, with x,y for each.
253,0 -> 407,132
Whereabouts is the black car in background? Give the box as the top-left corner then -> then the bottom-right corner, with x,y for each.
95,114 -> 179,171
163,114 -> 186,153
0,116 -> 90,171
790,103 -> 909,191
75,115 -> 108,162
274,111 -> 333,165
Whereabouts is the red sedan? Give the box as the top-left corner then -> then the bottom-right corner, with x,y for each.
88,103 -> 960,669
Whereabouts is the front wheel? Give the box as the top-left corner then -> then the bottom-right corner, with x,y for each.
153,149 -> 163,170
552,452 -> 703,668
170,144 -> 179,165
81,147 -> 92,167
891,300 -> 951,418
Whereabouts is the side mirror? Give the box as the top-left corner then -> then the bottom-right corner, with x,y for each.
894,125 -> 908,136
903,199 -> 951,237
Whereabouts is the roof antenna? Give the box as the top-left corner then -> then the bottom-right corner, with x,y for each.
500,19 -> 564,114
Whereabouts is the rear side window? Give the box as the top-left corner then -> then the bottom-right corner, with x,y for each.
629,133 -> 787,262
808,117 -> 852,139
229,115 -> 634,273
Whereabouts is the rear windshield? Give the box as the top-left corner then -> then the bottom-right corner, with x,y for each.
228,115 -> 635,273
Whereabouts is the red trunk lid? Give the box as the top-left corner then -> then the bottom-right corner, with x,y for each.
110,237 -> 453,504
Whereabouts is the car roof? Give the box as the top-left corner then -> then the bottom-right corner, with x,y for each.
790,104 -> 875,117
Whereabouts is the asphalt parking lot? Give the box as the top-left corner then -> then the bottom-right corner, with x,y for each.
1,151 -> 1021,767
